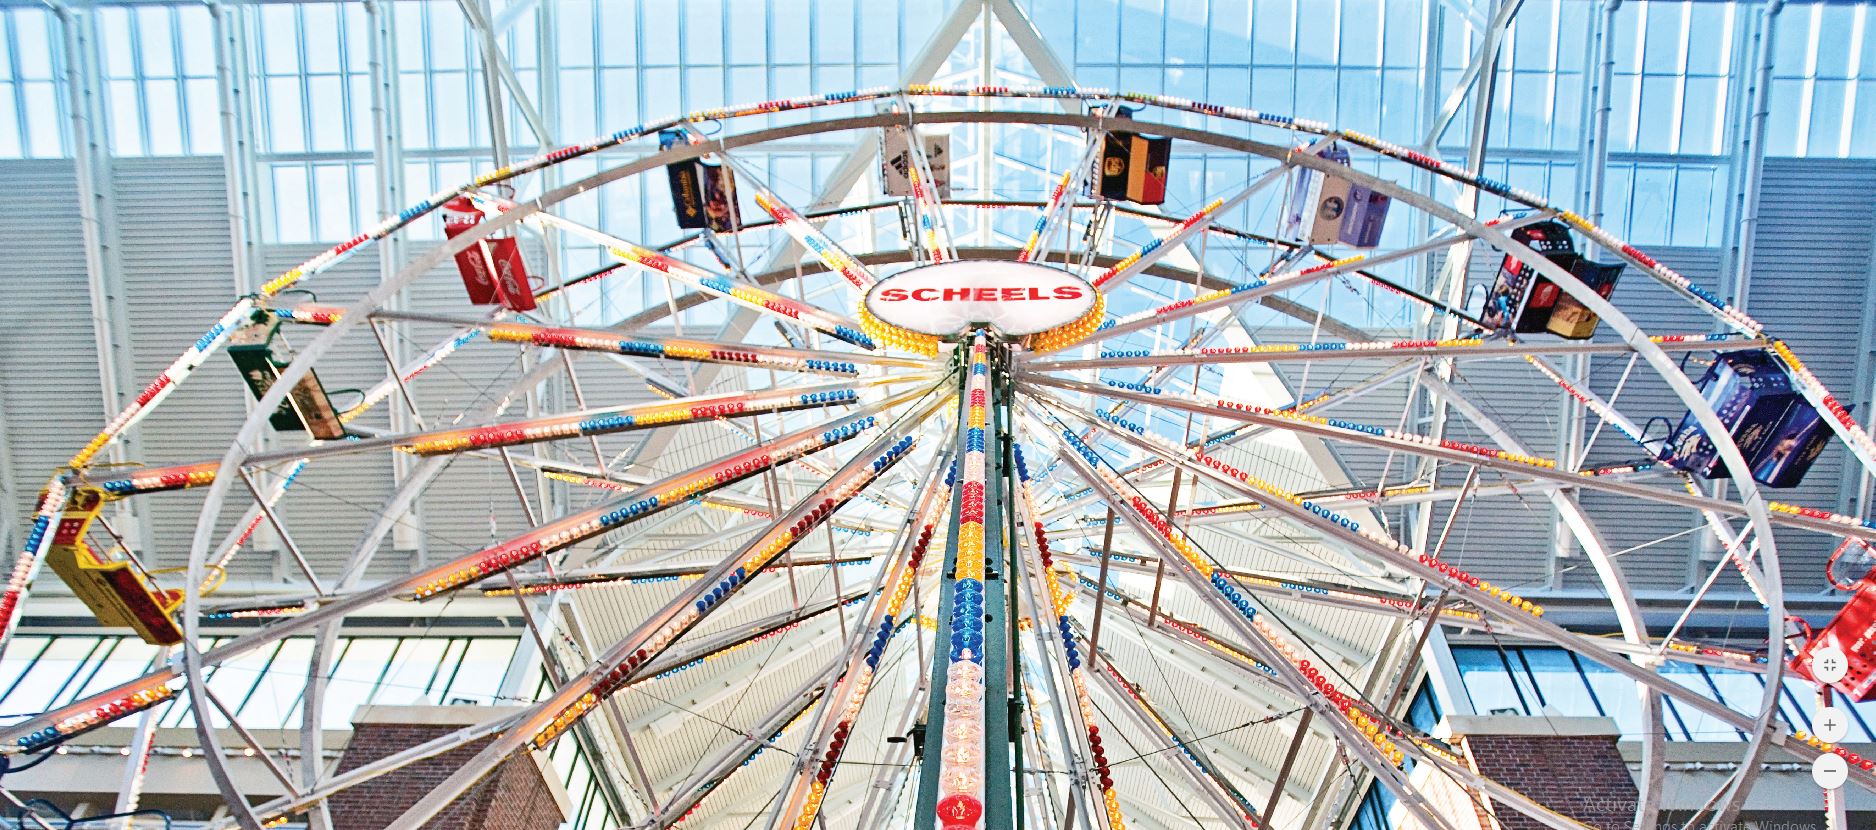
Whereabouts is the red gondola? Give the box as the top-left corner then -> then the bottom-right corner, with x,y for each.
442,195 -> 536,312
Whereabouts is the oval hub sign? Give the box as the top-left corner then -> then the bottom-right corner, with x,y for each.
863,261 -> 1096,337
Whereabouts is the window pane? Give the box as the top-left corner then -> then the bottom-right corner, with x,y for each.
1453,646 -> 1528,715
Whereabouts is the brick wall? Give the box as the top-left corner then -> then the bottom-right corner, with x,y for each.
328,707 -> 567,830
1450,717 -> 1637,830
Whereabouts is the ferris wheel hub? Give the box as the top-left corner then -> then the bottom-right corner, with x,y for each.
863,260 -> 1095,340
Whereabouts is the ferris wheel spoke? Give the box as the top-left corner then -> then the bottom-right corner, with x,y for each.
765,444 -> 954,830
1016,436 -> 1260,826
1005,469 -> 1103,826
1512,355 -> 1786,608
1026,331 -> 1766,373
461,190 -> 878,349
380,388 -> 945,829
369,309 -> 925,375
1065,572 -> 1601,830
888,99 -> 957,264
1010,442 -> 1136,829
1059,450 -> 1630,830
1058,548 -> 1470,631
1091,136 -> 1336,295
1029,372 -> 1876,544
1041,361 -> 1425,522
1418,367 -> 1779,606
1018,133 -> 1104,264
710,147 -> 880,295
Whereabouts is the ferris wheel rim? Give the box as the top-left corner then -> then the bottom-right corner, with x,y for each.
4,87 -> 1867,828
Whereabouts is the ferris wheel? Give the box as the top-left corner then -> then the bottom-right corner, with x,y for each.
3,85 -> 1874,830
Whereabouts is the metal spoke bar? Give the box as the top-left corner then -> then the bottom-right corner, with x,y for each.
1058,550 -> 1763,673
1017,131 -> 1103,263
1041,360 -> 1424,519
369,308 -> 925,373
1093,227 -> 1470,340
1009,455 -> 1102,830
1011,443 -> 1125,830
1026,333 -> 1764,372
1025,374 -> 1876,544
1050,415 -> 1611,830
381,388 -> 946,828
474,554 -> 882,597
718,149 -> 879,293
892,99 -> 957,263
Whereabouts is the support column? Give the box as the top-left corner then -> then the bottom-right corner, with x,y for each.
916,335 -> 1014,830
54,2 -> 147,550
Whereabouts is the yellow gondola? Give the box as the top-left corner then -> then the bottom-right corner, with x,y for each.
43,486 -> 185,646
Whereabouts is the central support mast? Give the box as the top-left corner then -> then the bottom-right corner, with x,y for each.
917,332 -> 1015,830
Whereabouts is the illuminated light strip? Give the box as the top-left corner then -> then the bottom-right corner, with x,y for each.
526,427 -> 923,753
85,462 -> 222,498
1521,355 -> 1652,447
342,326 -> 487,424
782,475 -> 953,830
1012,445 -> 1127,830
933,336 -> 992,830
855,303 -> 941,358
1066,547 -> 1485,626
15,680 -> 177,752
1547,209 -> 1765,337
411,414 -> 883,601
1069,573 -> 1278,677
481,555 -> 876,598
0,480 -> 68,646
1018,138 -> 1103,263
904,139 -> 954,264
1767,340 -> 1876,478
750,190 -> 878,291
271,304 -> 345,325
203,601 -> 314,621
538,471 -> 887,535
1091,377 -> 1563,472
68,301 -> 257,470
1023,292 -> 1106,355
463,192 -> 876,350
1660,638 -> 1765,665
1090,254 -> 1368,342
1089,198 -> 1226,291
476,321 -> 868,375
1066,332 -> 1751,370
396,383 -> 862,456
1792,729 -> 1876,772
